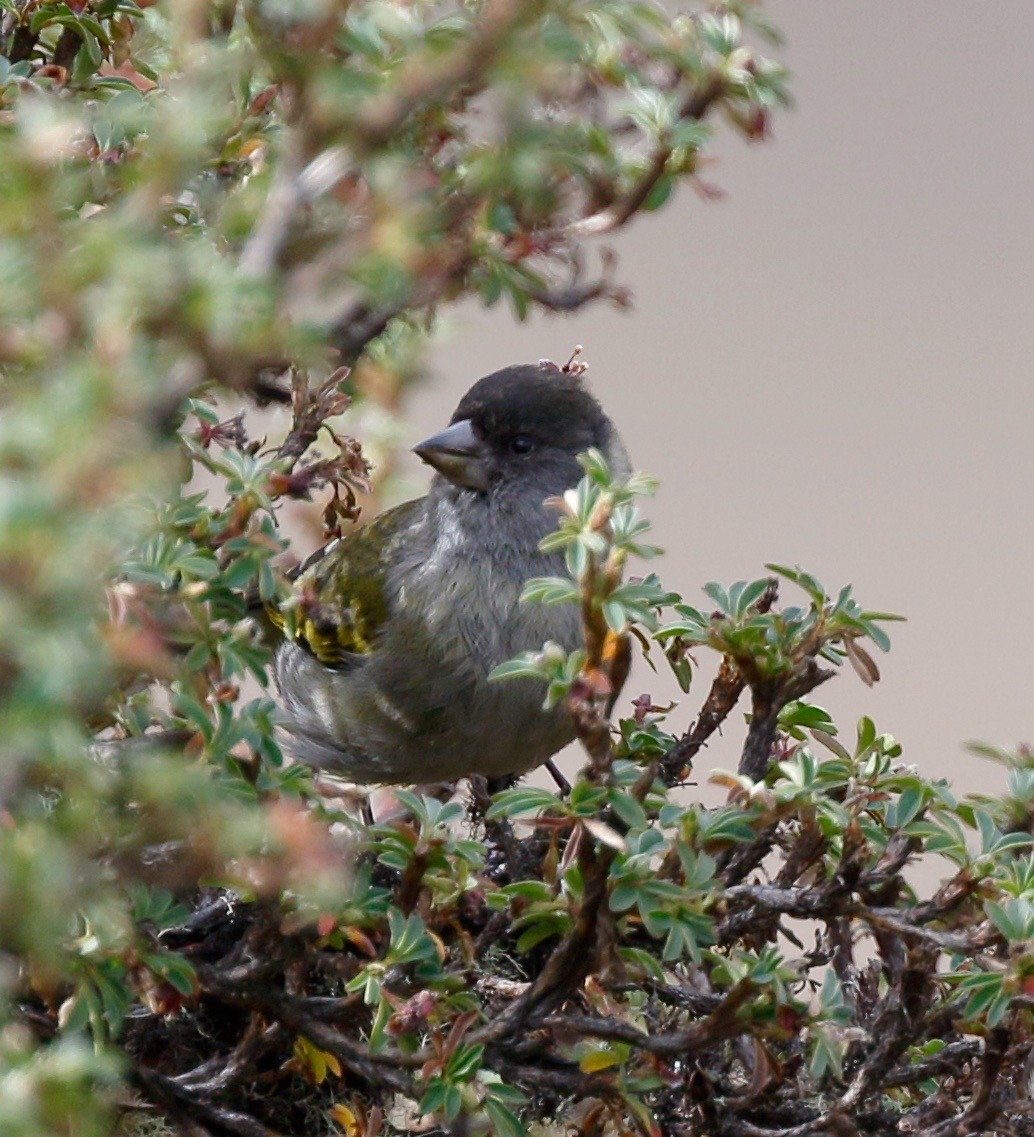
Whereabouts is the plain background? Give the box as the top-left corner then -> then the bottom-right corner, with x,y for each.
399,3 -> 1034,796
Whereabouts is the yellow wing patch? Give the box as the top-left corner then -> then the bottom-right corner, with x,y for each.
267,500 -> 421,669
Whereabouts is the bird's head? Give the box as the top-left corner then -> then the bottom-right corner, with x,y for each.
413,364 -> 628,502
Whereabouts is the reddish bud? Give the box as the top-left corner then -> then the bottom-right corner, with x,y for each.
247,85 -> 279,116
386,990 -> 437,1036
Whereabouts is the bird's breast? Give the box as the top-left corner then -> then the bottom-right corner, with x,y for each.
394,501 -> 575,672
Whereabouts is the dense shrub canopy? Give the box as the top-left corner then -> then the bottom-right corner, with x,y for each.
0,4 -> 1031,1136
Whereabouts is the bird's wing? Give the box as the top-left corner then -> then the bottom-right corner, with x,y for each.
269,499 -> 423,669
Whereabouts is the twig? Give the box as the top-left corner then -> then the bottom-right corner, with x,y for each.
716,823 -> 779,887
352,0 -> 546,149
7,22 -> 38,64
922,1028 -> 1010,1137
544,758 -> 571,794
273,368 -> 351,469
662,657 -> 745,783
566,75 -> 727,237
739,658 -> 834,782
863,910 -> 992,954
171,1016 -> 281,1096
131,1064 -> 283,1137
837,945 -> 937,1112
488,1057 -> 610,1098
718,1116 -> 855,1137
481,844 -> 616,1040
330,301 -> 401,364
52,25 -> 80,71
469,774 -> 529,881
239,125 -> 304,279
204,979 -> 416,1090
881,1039 -> 982,1088
662,581 -> 779,785
329,228 -> 474,363
528,273 -> 631,313
719,883 -> 856,940
542,981 -> 752,1058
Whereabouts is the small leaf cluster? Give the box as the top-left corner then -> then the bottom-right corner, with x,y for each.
658,566 -> 901,688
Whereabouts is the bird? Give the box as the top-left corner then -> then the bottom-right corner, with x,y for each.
272,362 -> 631,784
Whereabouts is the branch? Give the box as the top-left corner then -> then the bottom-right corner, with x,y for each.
238,123 -> 304,280
566,75 -> 727,237
662,580 -> 778,785
131,1064 -> 284,1137
170,1016 -> 282,1096
882,1039 -> 982,1089
352,0 -> 546,150
541,981 -> 752,1058
739,658 -> 835,782
662,657 -> 744,784
199,971 -> 414,1092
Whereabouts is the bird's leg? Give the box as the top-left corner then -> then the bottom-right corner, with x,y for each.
543,759 -> 571,796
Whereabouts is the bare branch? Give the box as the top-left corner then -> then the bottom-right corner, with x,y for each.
131,1065 -> 284,1137
542,981 -> 752,1058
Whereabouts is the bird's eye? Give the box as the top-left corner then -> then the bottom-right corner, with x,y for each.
509,434 -> 535,455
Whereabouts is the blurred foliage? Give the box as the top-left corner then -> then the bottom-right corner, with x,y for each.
1,2 -> 1032,1136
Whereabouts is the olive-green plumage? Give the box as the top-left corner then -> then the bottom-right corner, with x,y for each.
275,501 -> 419,666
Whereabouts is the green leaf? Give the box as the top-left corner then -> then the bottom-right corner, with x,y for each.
985,897 -> 1034,942
643,174 -> 673,211
515,919 -> 566,954
888,785 -> 924,829
488,655 -> 548,683
487,786 -> 563,820
446,1042 -> 485,1082
484,1098 -> 526,1137
520,576 -> 580,606
419,1080 -> 449,1117
959,972 -> 1005,1018
602,597 -> 628,631
607,788 -> 647,831
702,581 -> 730,613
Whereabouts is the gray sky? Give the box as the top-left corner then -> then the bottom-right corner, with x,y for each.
405,2 -> 1034,795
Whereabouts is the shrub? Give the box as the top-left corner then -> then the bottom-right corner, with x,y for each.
1,4 -> 1030,1136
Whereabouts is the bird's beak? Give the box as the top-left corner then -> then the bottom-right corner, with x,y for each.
413,418 -> 490,492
